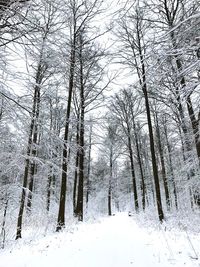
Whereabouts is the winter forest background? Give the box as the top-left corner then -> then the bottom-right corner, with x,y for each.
0,0 -> 200,247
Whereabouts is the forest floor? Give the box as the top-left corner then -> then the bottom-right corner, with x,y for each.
0,212 -> 199,267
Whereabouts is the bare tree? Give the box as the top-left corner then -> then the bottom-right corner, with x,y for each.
114,2 -> 164,221
110,90 -> 140,212
56,0 -> 106,230
16,0 -> 62,239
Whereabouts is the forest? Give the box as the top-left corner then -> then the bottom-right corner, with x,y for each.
0,0 -> 200,249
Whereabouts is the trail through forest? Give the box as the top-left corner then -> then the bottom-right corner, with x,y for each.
0,213 -> 199,267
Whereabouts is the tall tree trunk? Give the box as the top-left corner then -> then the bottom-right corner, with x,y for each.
132,115 -> 146,210
26,56 -> 43,211
46,166 -> 53,212
56,31 -> 76,231
1,198 -> 8,249
27,86 -> 40,210
143,89 -> 164,221
73,113 -> 80,215
141,135 -> 154,206
127,131 -> 139,212
163,119 -> 178,210
46,99 -> 55,212
86,123 -> 92,205
108,149 -> 113,216
76,104 -> 85,221
16,83 -> 41,239
132,17 -> 164,220
154,112 -> 170,211
76,33 -> 85,221
73,150 -> 79,215
139,49 -> 164,221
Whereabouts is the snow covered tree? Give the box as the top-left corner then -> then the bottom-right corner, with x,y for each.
56,0 -> 108,230
114,1 -> 164,221
15,0 -> 64,239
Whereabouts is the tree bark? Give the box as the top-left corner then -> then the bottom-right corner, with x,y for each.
108,149 -> 112,216
56,28 -> 76,231
154,112 -> 170,211
132,114 -> 146,210
16,82 -> 41,239
27,85 -> 40,210
127,132 -> 139,212
143,87 -> 164,221
1,198 -> 8,249
73,118 -> 80,215
46,166 -> 53,212
138,45 -> 164,221
86,123 -> 92,205
163,119 -> 178,210
75,32 -> 85,221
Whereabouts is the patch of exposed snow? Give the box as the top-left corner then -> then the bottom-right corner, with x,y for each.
0,212 -> 199,267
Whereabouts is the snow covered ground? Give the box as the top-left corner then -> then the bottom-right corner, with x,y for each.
0,212 -> 199,267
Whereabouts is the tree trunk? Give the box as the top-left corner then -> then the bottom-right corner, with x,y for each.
26,57 -> 43,212
132,115 -> 146,210
154,112 -> 170,211
46,99 -> 55,212
73,114 -> 80,215
46,166 -> 53,212
163,119 -> 178,210
143,90 -> 164,221
139,50 -> 164,221
1,198 -> 8,249
16,157 -> 30,239
56,31 -> 76,231
127,132 -> 139,212
16,85 -> 41,239
108,149 -> 112,216
76,33 -> 85,221
86,123 -> 92,205
27,85 -> 40,210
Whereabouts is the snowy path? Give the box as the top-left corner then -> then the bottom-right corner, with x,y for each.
0,212 -> 199,267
